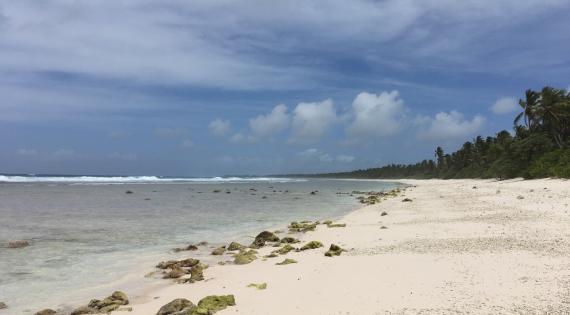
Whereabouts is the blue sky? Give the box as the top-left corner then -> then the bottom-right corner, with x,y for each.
0,0 -> 569,176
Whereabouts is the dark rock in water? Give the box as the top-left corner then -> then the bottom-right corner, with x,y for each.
227,242 -> 245,251
0,302 -> 7,309
212,190 -> 221,193
156,298 -> 196,315
280,237 -> 300,244
211,246 -> 226,255
310,191 -> 317,195
196,295 -> 236,314
7,240 -> 29,248
300,241 -> 323,251
325,244 -> 344,257
125,190 -> 133,194
34,309 -> 57,315
186,245 -> 199,251
251,231 -> 280,248
402,198 -> 412,202
381,211 -> 388,216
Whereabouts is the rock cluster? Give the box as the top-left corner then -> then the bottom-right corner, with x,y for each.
157,295 -> 235,315
70,291 -> 129,315
288,221 -> 317,233
156,258 -> 206,283
325,244 -> 344,257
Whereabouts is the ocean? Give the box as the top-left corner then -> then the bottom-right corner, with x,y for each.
0,176 -> 400,314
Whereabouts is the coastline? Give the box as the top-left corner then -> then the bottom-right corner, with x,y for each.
30,178 -> 570,314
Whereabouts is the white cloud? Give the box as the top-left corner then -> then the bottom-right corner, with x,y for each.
180,139 -> 194,149
289,99 -> 337,144
347,91 -> 407,139
17,148 -> 37,156
155,127 -> 186,137
229,133 -> 255,144
336,155 -> 355,163
297,148 -> 333,162
249,104 -> 290,139
417,111 -> 485,140
491,97 -> 518,115
208,119 -> 231,137
108,152 -> 137,160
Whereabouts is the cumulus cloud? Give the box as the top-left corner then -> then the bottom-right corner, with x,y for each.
297,148 -> 333,162
249,104 -> 290,139
417,111 -> 485,140
347,91 -> 407,139
229,133 -> 255,144
208,119 -> 231,137
289,100 -> 337,144
336,155 -> 355,163
491,97 -> 518,115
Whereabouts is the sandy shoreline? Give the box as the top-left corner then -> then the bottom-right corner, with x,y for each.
92,179 -> 570,314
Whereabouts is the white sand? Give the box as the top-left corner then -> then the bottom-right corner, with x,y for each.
120,179 -> 570,314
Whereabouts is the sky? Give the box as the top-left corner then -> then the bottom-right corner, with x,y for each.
0,0 -> 569,176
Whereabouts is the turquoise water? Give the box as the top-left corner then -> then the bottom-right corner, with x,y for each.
0,177 -> 400,314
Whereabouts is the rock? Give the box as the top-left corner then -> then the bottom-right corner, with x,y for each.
325,244 -> 344,257
280,237 -> 300,244
288,221 -> 317,233
178,258 -> 200,268
380,226 -> 388,229
197,241 -> 208,246
34,309 -> 57,315
86,291 -> 130,313
322,220 -> 332,225
125,190 -> 133,194
156,298 -> 196,315
273,244 -> 295,255
211,246 -> 226,255
7,240 -> 29,248
252,231 -> 280,248
189,263 -> 206,282
276,258 -> 297,265
0,302 -> 7,309
233,249 -> 257,265
247,283 -> 267,290
196,295 -> 235,314
517,195 -> 525,200
186,245 -> 199,251
264,253 -> 278,258
380,211 -> 388,216
157,260 -> 180,269
300,241 -> 323,251
326,223 -> 346,228
227,242 -> 245,251
402,198 -> 412,202
70,306 -> 96,315
163,266 -> 187,279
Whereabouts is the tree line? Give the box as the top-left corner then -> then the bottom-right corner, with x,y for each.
319,86 -> 570,179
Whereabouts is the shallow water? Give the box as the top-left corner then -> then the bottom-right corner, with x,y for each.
0,177 -> 400,313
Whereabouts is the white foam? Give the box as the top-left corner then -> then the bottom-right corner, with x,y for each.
0,175 -> 304,184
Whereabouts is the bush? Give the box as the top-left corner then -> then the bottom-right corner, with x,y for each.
528,149 -> 570,178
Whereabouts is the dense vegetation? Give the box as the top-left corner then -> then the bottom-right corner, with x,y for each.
321,87 -> 570,179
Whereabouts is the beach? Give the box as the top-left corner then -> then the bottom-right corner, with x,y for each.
122,178 -> 570,315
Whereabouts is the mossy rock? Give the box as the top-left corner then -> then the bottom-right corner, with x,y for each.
186,245 -> 199,251
322,220 -> 332,225
247,283 -> 267,290
0,302 -> 7,310
324,244 -> 344,257
402,198 -> 412,202
70,306 -> 96,315
276,258 -> 297,265
280,237 -> 300,244
163,266 -> 187,279
157,260 -> 179,269
189,264 -> 206,282
227,242 -> 245,251
326,223 -> 346,228
251,231 -> 280,248
288,221 -> 317,233
273,244 -> 295,255
196,295 -> 236,314
233,249 -> 257,265
178,258 -> 200,268
34,310 -> 57,315
300,241 -> 323,251
156,298 -> 196,315
211,246 -> 226,255
380,211 -> 388,216
264,253 -> 278,258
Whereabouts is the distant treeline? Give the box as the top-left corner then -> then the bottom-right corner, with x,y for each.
315,87 -> 570,179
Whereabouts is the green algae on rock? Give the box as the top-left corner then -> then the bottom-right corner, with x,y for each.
234,249 -> 258,265
251,231 -> 280,248
227,241 -> 245,251
273,244 -> 295,255
280,237 -> 300,244
326,222 -> 346,228
325,244 -> 344,257
34,309 -> 57,315
247,283 -> 267,290
288,221 -> 317,233
70,291 -> 129,315
276,258 -> 298,265
196,295 -> 236,313
300,241 -> 324,251
211,246 -> 226,255
156,298 -> 195,315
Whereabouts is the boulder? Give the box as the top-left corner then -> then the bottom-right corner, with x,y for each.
157,260 -> 180,269
163,267 -> 188,279
233,249 -> 257,265
34,309 -> 57,315
156,298 -> 195,315
300,241 -> 323,251
189,264 -> 206,283
211,246 -> 226,255
251,231 -> 280,248
7,240 -> 29,248
381,211 -> 388,216
402,198 -> 412,202
196,295 -> 235,313
186,245 -> 199,251
325,244 -> 344,257
178,258 -> 200,268
227,242 -> 245,251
